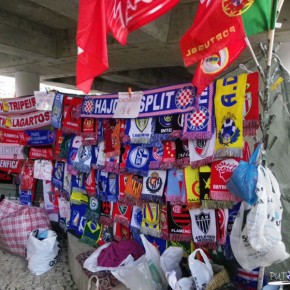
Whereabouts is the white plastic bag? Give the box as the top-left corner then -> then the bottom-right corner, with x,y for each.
26,229 -> 59,275
230,201 -> 289,271
188,248 -> 213,290
83,242 -> 134,272
112,234 -> 168,290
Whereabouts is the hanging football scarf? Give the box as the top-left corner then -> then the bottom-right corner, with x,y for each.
53,129 -> 63,158
128,117 -> 156,146
42,180 -> 59,216
149,146 -> 163,170
124,174 -> 143,205
243,72 -> 260,136
51,92 -> 64,129
198,165 -> 212,209
81,118 -> 98,146
176,139 -> 189,168
130,205 -> 143,243
58,135 -> 74,160
0,159 -> 23,174
29,147 -> 54,160
0,111 -> 51,131
97,119 -> 104,141
118,173 -> 128,204
166,203 -> 193,242
97,224 -> 114,246
145,235 -> 167,255
73,145 -> 92,174
0,128 -> 28,144
104,155 -> 119,174
215,74 -> 247,158
84,197 -> 101,225
141,202 -> 161,238
0,95 -> 36,114
19,189 -> 32,206
97,170 -> 119,202
141,170 -> 166,203
90,145 -> 99,169
188,130 -> 216,168
210,159 -> 241,202
165,169 -> 186,204
25,130 -> 55,146
81,221 -> 102,247
96,141 -> 106,169
103,119 -> 119,157
63,163 -> 72,196
114,222 -> 131,241
81,83 -> 196,118
0,170 -> 13,184
99,201 -> 114,226
161,141 -> 176,169
33,160 -> 53,181
190,208 -> 217,249
119,145 -> 130,173
20,160 -> 34,191
61,95 -> 83,134
67,135 -> 82,175
182,84 -> 215,140
184,165 -> 201,209
126,144 -> 150,176
85,168 -> 97,197
68,202 -> 88,237
0,143 -> 25,159
216,208 -> 229,245
113,202 -> 133,227
71,172 -> 86,195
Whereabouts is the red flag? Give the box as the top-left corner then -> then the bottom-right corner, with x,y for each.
192,37 -> 247,95
106,0 -> 179,45
179,0 -> 246,67
76,0 -> 108,94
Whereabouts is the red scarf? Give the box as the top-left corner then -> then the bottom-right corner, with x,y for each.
62,96 -> 82,134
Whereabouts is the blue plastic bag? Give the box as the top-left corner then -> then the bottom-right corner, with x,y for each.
226,144 -> 261,205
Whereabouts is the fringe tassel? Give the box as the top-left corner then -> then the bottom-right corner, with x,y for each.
201,200 -> 234,209
187,202 -> 201,210
105,151 -> 119,158
104,162 -> 119,174
114,215 -> 130,227
243,119 -> 259,128
210,191 -> 241,202
99,216 -> 114,226
125,168 -> 148,177
214,148 -> 242,159
141,194 -> 163,204
194,242 -> 217,250
165,197 -> 186,205
169,234 -> 193,242
190,156 -> 214,169
243,127 -> 258,136
160,162 -> 175,170
149,162 -> 162,170
81,133 -> 97,146
182,131 -> 213,140
73,162 -> 90,174
140,227 -> 161,238
176,158 -> 190,169
122,195 -> 143,207
170,131 -> 182,139
161,232 -> 169,240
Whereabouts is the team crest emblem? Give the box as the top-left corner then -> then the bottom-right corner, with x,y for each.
222,0 -> 253,17
82,98 -> 95,114
187,107 -> 209,131
159,115 -> 172,127
133,207 -> 142,227
135,118 -> 149,132
153,146 -> 163,161
129,146 -> 149,168
194,139 -> 209,157
78,145 -> 92,161
202,48 -> 229,74
146,172 -> 162,194
218,115 -> 240,146
118,205 -> 128,215
215,159 -> 238,182
90,197 -> 99,211
172,205 -> 191,228
175,86 -> 195,110
195,211 -> 211,235
132,175 -> 143,196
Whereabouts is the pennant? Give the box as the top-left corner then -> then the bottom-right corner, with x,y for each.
182,84 -> 215,139
29,147 -> 54,160
188,130 -> 216,168
97,170 -> 119,202
198,165 -> 212,208
141,170 -> 166,203
126,144 -> 150,176
243,72 -> 260,136
184,165 -> 201,209
179,0 -> 245,67
51,93 -> 64,128
215,74 -> 247,158
0,95 -> 36,114
76,0 -> 108,93
141,202 -> 161,238
81,118 -> 98,146
0,111 -> 51,130
62,96 -> 83,134
192,38 -> 247,94
165,169 -> 186,204
189,208 -> 217,248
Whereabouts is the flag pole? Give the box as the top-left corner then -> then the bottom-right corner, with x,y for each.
245,37 -> 266,82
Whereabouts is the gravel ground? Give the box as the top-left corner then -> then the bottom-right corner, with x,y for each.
0,240 -> 78,290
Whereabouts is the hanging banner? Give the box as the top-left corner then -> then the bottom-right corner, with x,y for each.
0,111 -> 51,130
29,147 -> 54,160
34,91 -> 55,111
81,83 -> 197,118
0,143 -> 25,159
0,170 -> 14,184
0,95 -> 36,114
0,159 -> 23,173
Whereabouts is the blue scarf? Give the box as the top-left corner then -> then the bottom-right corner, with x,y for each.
126,145 -> 150,176
97,170 -> 119,202
51,92 -> 64,128
51,161 -> 65,190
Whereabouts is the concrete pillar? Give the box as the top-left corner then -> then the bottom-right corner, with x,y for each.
15,71 -> 40,98
277,42 -> 290,72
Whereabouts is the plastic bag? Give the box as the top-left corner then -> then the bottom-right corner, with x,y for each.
230,201 -> 289,271
112,234 -> 168,290
188,248 -> 213,290
26,229 -> 59,275
227,144 -> 261,205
